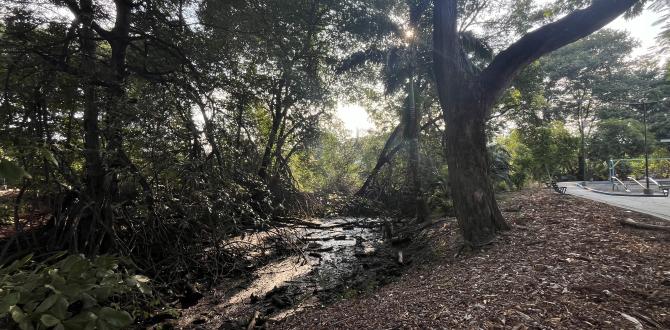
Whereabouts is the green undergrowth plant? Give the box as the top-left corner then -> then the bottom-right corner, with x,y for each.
0,253 -> 156,330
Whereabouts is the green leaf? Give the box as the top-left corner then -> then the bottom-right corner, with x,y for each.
68,258 -> 91,275
20,275 -> 42,294
49,296 -> 69,320
18,320 -> 34,330
35,293 -> 60,313
93,256 -> 118,271
60,282 -> 87,298
126,275 -> 152,294
131,275 -> 150,283
1,253 -> 33,274
45,251 -> 68,262
0,292 -> 20,314
37,147 -> 58,167
0,158 -> 31,181
62,311 -> 98,329
40,314 -> 61,327
543,9 -> 554,18
10,305 -> 26,323
97,318 -> 112,330
79,292 -> 97,309
44,284 -> 61,295
98,307 -> 133,328
24,300 -> 39,314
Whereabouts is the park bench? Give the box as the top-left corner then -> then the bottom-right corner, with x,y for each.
550,181 -> 566,195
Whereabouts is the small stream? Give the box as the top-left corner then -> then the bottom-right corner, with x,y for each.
297,217 -> 382,293
179,217 -> 403,328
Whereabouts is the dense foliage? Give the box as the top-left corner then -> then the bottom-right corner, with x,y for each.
0,253 -> 152,330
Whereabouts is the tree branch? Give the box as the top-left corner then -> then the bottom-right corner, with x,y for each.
479,0 -> 639,108
433,0 -> 461,112
61,0 -> 114,40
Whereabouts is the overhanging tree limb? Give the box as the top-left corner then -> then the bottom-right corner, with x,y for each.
479,0 -> 639,108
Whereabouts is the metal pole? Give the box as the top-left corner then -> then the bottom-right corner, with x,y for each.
581,132 -> 587,185
643,102 -> 650,190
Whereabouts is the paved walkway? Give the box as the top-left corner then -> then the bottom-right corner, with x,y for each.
559,182 -> 670,221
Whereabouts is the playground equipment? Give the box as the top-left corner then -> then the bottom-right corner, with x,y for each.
627,176 -> 647,190
609,158 -> 670,193
648,177 -> 662,188
611,176 -> 631,192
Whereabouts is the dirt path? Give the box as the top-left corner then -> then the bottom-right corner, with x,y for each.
275,189 -> 670,329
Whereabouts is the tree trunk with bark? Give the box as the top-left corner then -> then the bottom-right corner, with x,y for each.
433,0 -> 639,246
258,79 -> 286,181
80,0 -> 104,201
406,74 -> 428,222
578,138 -> 586,182
444,101 -> 508,243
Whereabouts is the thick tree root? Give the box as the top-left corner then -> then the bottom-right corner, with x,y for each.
620,218 -> 670,232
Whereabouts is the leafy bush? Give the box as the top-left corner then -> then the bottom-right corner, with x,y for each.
629,149 -> 670,179
0,253 -> 152,330
427,165 -> 454,215
488,144 -> 513,190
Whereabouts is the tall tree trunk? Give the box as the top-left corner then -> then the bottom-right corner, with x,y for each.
235,95 -> 245,149
93,0 -> 133,254
445,103 -> 508,243
258,81 -> 286,180
433,0 -> 506,245
258,112 -> 282,180
578,128 -> 586,181
433,0 -> 637,246
80,0 -> 104,201
105,0 -> 132,165
406,72 -> 428,222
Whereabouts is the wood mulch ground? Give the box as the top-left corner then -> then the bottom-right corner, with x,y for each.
275,188 -> 670,329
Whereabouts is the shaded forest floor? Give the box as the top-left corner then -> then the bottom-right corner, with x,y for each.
274,188 -> 670,329
0,190 -> 50,239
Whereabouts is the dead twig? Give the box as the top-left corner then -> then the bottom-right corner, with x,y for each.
247,310 -> 260,330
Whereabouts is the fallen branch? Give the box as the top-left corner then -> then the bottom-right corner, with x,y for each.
629,310 -> 664,329
273,217 -> 323,229
619,218 -> 670,232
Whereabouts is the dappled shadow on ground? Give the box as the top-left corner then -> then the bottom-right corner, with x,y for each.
277,189 -> 670,329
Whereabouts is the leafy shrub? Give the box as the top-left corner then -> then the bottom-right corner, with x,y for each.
0,253 -> 152,330
426,165 -> 454,216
